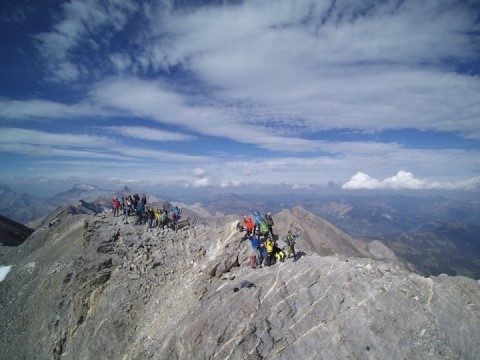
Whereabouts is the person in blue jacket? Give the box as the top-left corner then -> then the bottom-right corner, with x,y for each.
250,209 -> 264,239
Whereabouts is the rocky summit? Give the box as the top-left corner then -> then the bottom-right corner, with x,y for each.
0,204 -> 479,360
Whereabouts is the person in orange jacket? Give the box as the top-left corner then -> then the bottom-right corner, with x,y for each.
243,215 -> 254,236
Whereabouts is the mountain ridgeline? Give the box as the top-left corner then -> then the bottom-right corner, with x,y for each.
0,199 -> 479,359
1,185 -> 479,279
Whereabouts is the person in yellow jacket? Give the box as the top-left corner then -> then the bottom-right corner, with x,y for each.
265,237 -> 274,266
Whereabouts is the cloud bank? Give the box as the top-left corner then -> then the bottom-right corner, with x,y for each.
342,171 -> 480,191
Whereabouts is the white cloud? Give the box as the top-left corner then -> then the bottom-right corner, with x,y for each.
34,0 -> 139,81
0,127 -> 117,149
143,0 -> 480,139
342,171 -> 480,191
220,180 -> 240,188
0,99 -> 108,120
192,168 -> 207,177
291,183 -> 313,190
105,126 -> 196,141
190,178 -> 211,188
27,0 -> 480,139
0,127 -> 210,164
341,172 -> 382,190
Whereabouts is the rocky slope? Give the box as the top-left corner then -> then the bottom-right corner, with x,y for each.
0,205 -> 479,359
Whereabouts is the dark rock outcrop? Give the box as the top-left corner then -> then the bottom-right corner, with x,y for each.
0,214 -> 34,246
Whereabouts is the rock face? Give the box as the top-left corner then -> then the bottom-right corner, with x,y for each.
0,214 -> 34,246
0,207 -> 479,360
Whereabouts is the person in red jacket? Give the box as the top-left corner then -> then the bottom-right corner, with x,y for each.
243,215 -> 254,236
112,197 -> 120,217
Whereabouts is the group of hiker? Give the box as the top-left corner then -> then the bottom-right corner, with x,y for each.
239,210 -> 299,269
114,196 -> 297,268
112,194 -> 181,230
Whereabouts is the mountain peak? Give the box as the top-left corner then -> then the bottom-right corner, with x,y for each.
0,204 -> 478,359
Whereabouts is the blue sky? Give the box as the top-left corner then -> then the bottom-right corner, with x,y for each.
1,0 -> 480,195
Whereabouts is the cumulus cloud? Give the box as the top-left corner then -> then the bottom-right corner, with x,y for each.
220,180 -> 240,188
342,171 -> 480,191
190,178 -> 211,188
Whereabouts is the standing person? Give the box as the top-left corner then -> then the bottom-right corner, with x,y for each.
135,202 -> 144,225
243,215 -> 254,237
264,212 -> 275,238
264,236 -> 274,266
155,209 -> 162,227
248,235 -> 263,268
259,220 -> 270,239
126,196 -> 132,216
286,230 -> 297,261
251,210 -> 264,239
112,197 -> 120,217
119,196 -> 124,212
161,209 -> 168,229
170,209 -> 178,232
147,207 -> 155,229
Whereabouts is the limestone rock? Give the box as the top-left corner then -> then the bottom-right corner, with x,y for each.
0,207 -> 478,360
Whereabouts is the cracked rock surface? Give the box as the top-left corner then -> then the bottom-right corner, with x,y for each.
0,209 -> 479,360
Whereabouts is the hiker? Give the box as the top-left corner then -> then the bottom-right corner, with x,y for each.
155,209 -> 162,227
264,236 -> 274,266
141,193 -> 147,206
119,196 -> 124,212
259,220 -> 270,239
133,194 -> 139,208
161,208 -> 168,229
135,202 -> 144,225
248,235 -> 263,268
125,196 -> 132,216
251,210 -> 264,238
147,207 -> 155,228
173,206 -> 181,219
264,213 -> 275,238
243,215 -> 254,236
286,230 -> 298,261
170,209 -> 178,231
112,197 -> 120,217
